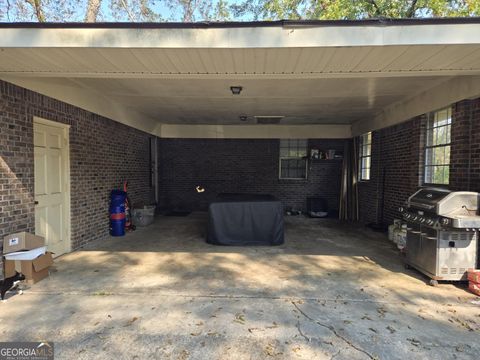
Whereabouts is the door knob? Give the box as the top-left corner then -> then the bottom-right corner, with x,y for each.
34,201 -> 39,205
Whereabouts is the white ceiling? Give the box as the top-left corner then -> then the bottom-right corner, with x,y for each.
63,76 -> 454,125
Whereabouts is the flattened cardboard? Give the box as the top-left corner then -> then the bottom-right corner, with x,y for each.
3,232 -> 45,254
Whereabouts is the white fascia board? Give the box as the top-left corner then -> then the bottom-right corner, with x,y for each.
157,124 -> 351,139
352,75 -> 480,136
1,75 -> 158,134
0,24 -> 480,48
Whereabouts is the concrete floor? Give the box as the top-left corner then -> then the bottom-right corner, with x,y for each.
1,213 -> 480,359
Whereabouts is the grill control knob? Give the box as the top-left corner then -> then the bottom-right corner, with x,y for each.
426,219 -> 434,226
419,218 -> 426,223
398,207 -> 404,213
441,218 -> 450,226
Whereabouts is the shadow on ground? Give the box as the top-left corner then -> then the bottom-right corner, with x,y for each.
1,213 -> 479,360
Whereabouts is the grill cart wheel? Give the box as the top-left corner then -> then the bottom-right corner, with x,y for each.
429,279 -> 439,287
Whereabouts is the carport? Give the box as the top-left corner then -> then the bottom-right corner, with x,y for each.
1,19 -> 480,359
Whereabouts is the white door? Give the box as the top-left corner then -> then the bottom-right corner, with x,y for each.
34,119 -> 70,256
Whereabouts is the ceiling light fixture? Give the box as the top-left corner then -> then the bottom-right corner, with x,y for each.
230,86 -> 243,95
239,115 -> 248,121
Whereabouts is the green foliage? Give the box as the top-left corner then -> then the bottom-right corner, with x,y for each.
1,0 -> 479,22
246,0 -> 480,20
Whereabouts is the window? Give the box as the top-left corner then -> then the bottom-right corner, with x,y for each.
358,132 -> 372,181
424,107 -> 451,185
279,139 -> 307,179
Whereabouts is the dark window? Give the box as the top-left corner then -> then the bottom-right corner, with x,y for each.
279,139 -> 307,179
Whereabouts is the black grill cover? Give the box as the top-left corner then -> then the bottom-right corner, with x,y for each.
207,193 -> 284,246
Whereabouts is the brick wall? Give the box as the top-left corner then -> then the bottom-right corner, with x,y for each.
0,80 -> 155,277
358,97 -> 480,225
158,138 -> 345,212
469,99 -> 480,192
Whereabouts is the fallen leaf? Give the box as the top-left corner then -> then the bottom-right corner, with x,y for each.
407,338 -> 421,347
124,317 -> 139,327
234,313 -> 246,324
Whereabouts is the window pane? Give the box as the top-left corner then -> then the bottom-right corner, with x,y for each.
425,148 -> 433,166
425,165 -> 449,184
279,139 -> 307,179
444,165 -> 450,184
424,108 -> 451,185
425,166 -> 433,183
280,158 -> 306,179
364,168 -> 370,180
446,125 -> 451,144
435,108 -> 451,126
434,146 -> 444,165
358,132 -> 372,181
433,126 -> 450,146
444,145 -> 450,163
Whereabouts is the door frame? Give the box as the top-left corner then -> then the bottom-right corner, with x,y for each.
33,116 -> 72,254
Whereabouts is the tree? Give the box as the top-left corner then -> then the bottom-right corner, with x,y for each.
85,0 -> 101,22
164,0 -> 231,22
238,0 -> 480,20
25,0 -> 46,21
1,0 -> 479,22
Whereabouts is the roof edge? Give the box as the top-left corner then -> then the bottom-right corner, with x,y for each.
1,17 -> 480,29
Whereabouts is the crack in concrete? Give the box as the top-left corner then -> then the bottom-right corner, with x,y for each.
331,349 -> 341,360
295,319 -> 311,342
292,301 -> 376,360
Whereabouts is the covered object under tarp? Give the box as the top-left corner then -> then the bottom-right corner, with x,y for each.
207,194 -> 284,246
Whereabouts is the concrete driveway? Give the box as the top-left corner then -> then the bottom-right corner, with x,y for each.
1,213 -> 479,359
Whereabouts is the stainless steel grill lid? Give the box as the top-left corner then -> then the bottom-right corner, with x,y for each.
402,187 -> 480,229
407,188 -> 451,211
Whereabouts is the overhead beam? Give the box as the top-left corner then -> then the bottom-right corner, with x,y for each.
158,124 -> 351,139
352,75 -> 480,136
0,24 -> 480,48
1,75 -> 158,135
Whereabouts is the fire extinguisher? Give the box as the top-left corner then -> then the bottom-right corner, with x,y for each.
123,181 -> 136,231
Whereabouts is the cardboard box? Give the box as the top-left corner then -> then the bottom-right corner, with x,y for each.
4,252 -> 53,284
468,269 -> 480,284
3,232 -> 45,255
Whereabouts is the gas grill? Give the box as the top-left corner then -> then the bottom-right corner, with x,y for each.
399,188 -> 480,285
